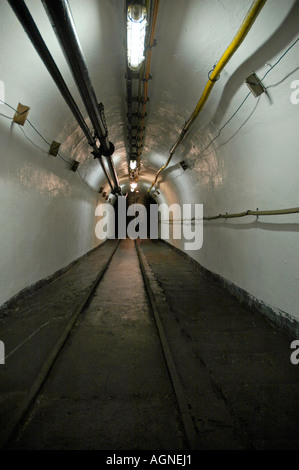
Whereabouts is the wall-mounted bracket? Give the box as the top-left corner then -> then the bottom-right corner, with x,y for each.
147,39 -> 157,50
245,73 -> 265,98
142,74 -> 152,82
49,140 -> 61,156
13,103 -> 30,126
70,160 -> 79,172
180,160 -> 188,171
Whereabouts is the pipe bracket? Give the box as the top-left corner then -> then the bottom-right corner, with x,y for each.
100,141 -> 115,158
208,69 -> 220,82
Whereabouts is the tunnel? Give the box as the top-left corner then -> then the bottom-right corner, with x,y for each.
0,0 -> 299,453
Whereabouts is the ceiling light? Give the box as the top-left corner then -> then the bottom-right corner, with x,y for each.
127,4 -> 147,71
130,181 -> 137,192
130,159 -> 137,170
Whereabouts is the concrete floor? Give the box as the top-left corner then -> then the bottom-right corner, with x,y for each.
140,239 -> 299,450
0,238 -> 298,450
3,240 -> 186,450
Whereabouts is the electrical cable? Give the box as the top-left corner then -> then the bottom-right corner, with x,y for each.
77,169 -> 86,183
18,126 -> 49,154
148,0 -> 267,192
26,119 -> 51,147
261,36 -> 299,81
217,95 -> 261,149
198,92 -> 251,156
149,27 -> 299,191
57,152 -> 72,165
193,36 -> 299,222
0,99 -> 16,113
198,35 -> 299,157
0,98 -> 94,187
0,112 -> 14,120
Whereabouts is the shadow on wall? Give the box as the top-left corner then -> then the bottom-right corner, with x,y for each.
211,0 -> 299,125
158,163 -> 186,185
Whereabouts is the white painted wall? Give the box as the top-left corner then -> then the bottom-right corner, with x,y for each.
0,112 -> 108,306
155,1 -> 299,322
0,0 -> 117,306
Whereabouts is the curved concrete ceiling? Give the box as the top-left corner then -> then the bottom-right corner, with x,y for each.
1,0 -> 297,202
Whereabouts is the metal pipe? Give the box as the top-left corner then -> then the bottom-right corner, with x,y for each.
95,155 -> 114,192
106,157 -> 120,193
184,0 -> 267,130
148,0 -> 267,192
7,0 -> 114,191
204,206 -> 299,221
41,0 -> 120,191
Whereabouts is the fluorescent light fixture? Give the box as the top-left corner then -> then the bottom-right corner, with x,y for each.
130,181 -> 137,192
127,4 -> 147,70
130,159 -> 137,170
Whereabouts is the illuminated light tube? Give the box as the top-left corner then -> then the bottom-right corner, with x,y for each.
130,181 -> 137,192
127,4 -> 147,70
130,159 -> 137,170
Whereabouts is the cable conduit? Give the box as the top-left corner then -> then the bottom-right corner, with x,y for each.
203,206 -> 299,221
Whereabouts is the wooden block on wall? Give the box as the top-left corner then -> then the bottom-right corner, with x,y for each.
49,141 -> 61,156
13,103 -> 30,126
71,161 -> 79,172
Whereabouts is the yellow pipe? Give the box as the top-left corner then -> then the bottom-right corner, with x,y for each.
148,0 -> 267,192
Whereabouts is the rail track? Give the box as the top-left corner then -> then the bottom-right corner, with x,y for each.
2,238 -> 298,450
1,238 -> 198,450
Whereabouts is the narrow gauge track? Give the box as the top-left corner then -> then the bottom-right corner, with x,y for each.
3,238 -> 298,450
3,239 -> 197,450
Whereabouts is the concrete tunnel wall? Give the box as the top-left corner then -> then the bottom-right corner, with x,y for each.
142,0 -> 299,324
0,0 -> 298,328
0,0 -> 117,306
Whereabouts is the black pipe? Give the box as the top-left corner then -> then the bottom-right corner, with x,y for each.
106,157 -> 120,193
41,0 -> 120,191
97,156 -> 114,192
93,154 -> 114,192
7,0 -> 114,191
